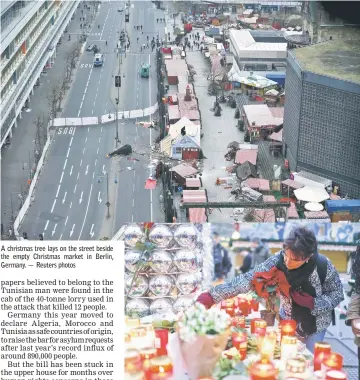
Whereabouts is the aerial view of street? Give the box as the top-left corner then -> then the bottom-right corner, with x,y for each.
1,0 -> 359,241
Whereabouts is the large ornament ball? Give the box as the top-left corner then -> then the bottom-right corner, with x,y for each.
148,250 -> 173,273
176,273 -> 198,295
123,225 -> 145,247
126,299 -> 150,318
124,250 -> 143,273
125,275 -> 149,298
174,224 -> 198,248
149,275 -> 173,297
149,225 -> 173,248
150,298 -> 173,315
173,250 -> 198,273
173,296 -> 195,314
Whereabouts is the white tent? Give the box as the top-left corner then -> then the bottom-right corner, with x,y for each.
294,186 -> 330,203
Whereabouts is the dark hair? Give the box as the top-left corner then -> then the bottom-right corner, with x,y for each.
283,226 -> 318,259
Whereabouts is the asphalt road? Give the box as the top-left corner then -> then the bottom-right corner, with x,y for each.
19,0 -> 165,240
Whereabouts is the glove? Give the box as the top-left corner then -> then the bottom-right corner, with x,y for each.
290,290 -> 315,310
196,292 -> 215,309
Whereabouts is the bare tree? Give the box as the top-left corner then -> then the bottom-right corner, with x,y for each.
245,208 -> 276,223
57,71 -> 70,112
47,84 -> 60,126
202,59 -> 228,99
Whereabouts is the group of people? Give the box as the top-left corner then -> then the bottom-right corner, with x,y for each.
206,226 -> 360,375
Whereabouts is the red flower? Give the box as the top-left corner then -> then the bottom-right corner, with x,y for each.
252,267 -> 290,299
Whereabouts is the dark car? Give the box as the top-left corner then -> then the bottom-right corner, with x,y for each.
86,44 -> 97,52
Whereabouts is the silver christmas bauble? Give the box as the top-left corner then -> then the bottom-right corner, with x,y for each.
149,225 -> 173,248
149,275 -> 173,297
173,250 -> 198,272
173,296 -> 195,314
125,299 -> 150,318
148,250 -> 173,273
123,225 -> 144,247
176,273 -> 198,295
150,298 -> 173,315
174,224 -> 198,248
125,275 -> 149,298
124,250 -> 143,273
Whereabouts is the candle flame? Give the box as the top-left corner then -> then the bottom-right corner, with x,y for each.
159,366 -> 164,373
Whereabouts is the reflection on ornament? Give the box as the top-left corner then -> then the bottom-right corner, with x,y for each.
124,225 -> 145,247
173,296 -> 195,314
149,225 -> 173,248
150,298 -> 173,315
126,299 -> 150,318
149,275 -> 173,297
174,224 -> 198,248
148,250 -> 173,273
125,250 -> 143,273
173,250 -> 198,272
125,275 -> 149,298
176,273 -> 198,295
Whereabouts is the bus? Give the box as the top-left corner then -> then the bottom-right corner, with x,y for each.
93,54 -> 103,67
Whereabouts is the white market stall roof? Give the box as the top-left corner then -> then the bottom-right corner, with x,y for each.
294,186 -> 330,203
228,68 -> 278,89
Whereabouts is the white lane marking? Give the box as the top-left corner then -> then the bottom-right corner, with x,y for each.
92,172 -> 95,179
82,93 -> 86,101
88,127 -> 89,132
80,159 -> 83,166
63,159 -> 67,170
85,136 -> 87,143
77,109 -> 81,117
59,234 -> 63,240
74,184 -> 77,193
70,136 -> 73,146
131,214 -> 134,222
66,147 -> 70,158
98,191 -> 102,203
65,216 -> 69,226
90,224 -> 95,238
101,127 -> 103,132
79,191 -> 83,204
80,101 -> 83,109
102,164 -> 105,174
85,165 -> 89,175
133,183 -> 135,191
70,165 -> 73,176
132,198 -> 135,207
70,201 -> 72,209
83,147 -> 85,154
77,172 -> 80,179
87,80 -> 89,86
60,172 -> 64,184
97,148 -> 99,154
52,224 -> 57,236
95,158 -> 97,166
56,184 -> 61,198
62,192 -> 67,204
70,224 -> 75,237
78,184 -> 93,240
51,199 -> 56,213
98,137 -> 101,143
44,220 -> 49,231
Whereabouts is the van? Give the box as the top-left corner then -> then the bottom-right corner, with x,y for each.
93,54 -> 103,67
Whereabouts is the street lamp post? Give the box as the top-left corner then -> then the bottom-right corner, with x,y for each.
97,172 -> 118,219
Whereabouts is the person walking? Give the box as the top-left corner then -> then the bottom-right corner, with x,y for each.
239,250 -> 252,274
250,237 -> 270,269
212,232 -> 232,281
346,244 -> 360,378
197,226 -> 344,353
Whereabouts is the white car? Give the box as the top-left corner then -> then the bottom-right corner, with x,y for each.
118,8 -> 123,12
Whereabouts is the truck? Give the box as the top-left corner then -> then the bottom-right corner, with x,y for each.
292,171 -> 332,192
325,200 -> 360,222
93,53 -> 103,67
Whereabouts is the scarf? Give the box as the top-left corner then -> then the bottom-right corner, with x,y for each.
276,250 -> 318,337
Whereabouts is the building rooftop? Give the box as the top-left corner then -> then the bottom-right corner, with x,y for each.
292,39 -> 360,85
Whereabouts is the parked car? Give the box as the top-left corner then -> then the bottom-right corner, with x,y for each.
118,7 -> 123,12
86,44 -> 97,52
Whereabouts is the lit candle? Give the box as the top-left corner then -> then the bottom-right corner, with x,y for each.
285,358 -> 306,376
154,329 -> 169,357
225,307 -> 235,317
231,315 -> 246,329
251,318 -> 262,334
314,342 -> 331,371
149,356 -> 173,379
125,349 -> 142,373
260,332 -> 277,360
231,331 -> 247,360
249,360 -> 277,380
251,298 -> 260,312
325,369 -> 347,380
280,320 -> 297,338
281,336 -> 298,361
322,353 -> 343,371
237,298 -> 251,316
254,320 -> 267,337
140,347 -> 157,362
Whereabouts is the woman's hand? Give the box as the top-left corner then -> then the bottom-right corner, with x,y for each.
351,318 -> 360,337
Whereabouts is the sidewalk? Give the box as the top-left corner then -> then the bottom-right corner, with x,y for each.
1,5 -> 92,235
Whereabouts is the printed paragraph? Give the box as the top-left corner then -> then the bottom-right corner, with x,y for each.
0,241 -> 124,380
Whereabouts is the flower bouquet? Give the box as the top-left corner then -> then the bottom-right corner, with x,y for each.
177,303 -> 231,379
251,267 -> 290,326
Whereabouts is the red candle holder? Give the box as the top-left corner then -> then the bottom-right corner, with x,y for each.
251,298 -> 260,312
225,307 -> 235,317
322,352 -> 343,371
232,331 -> 247,360
314,342 -> 331,371
279,320 -> 296,338
325,369 -> 347,380
221,299 -> 235,309
140,347 -> 158,362
125,349 -> 142,373
237,299 -> 251,316
249,359 -> 277,380
254,320 -> 267,338
251,318 -> 262,334
149,356 -> 173,379
154,329 -> 169,357
231,315 -> 246,329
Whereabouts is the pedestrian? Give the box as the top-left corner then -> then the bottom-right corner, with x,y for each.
147,35 -> 149,40
1,222 -> 3,235
146,42 -> 149,48
239,250 -> 252,274
140,25 -> 142,30
197,226 -> 344,353
80,23 -> 82,28
346,244 -> 360,378
250,237 -> 270,269
137,37 -> 139,43
98,24 -> 100,29
212,232 -> 232,281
